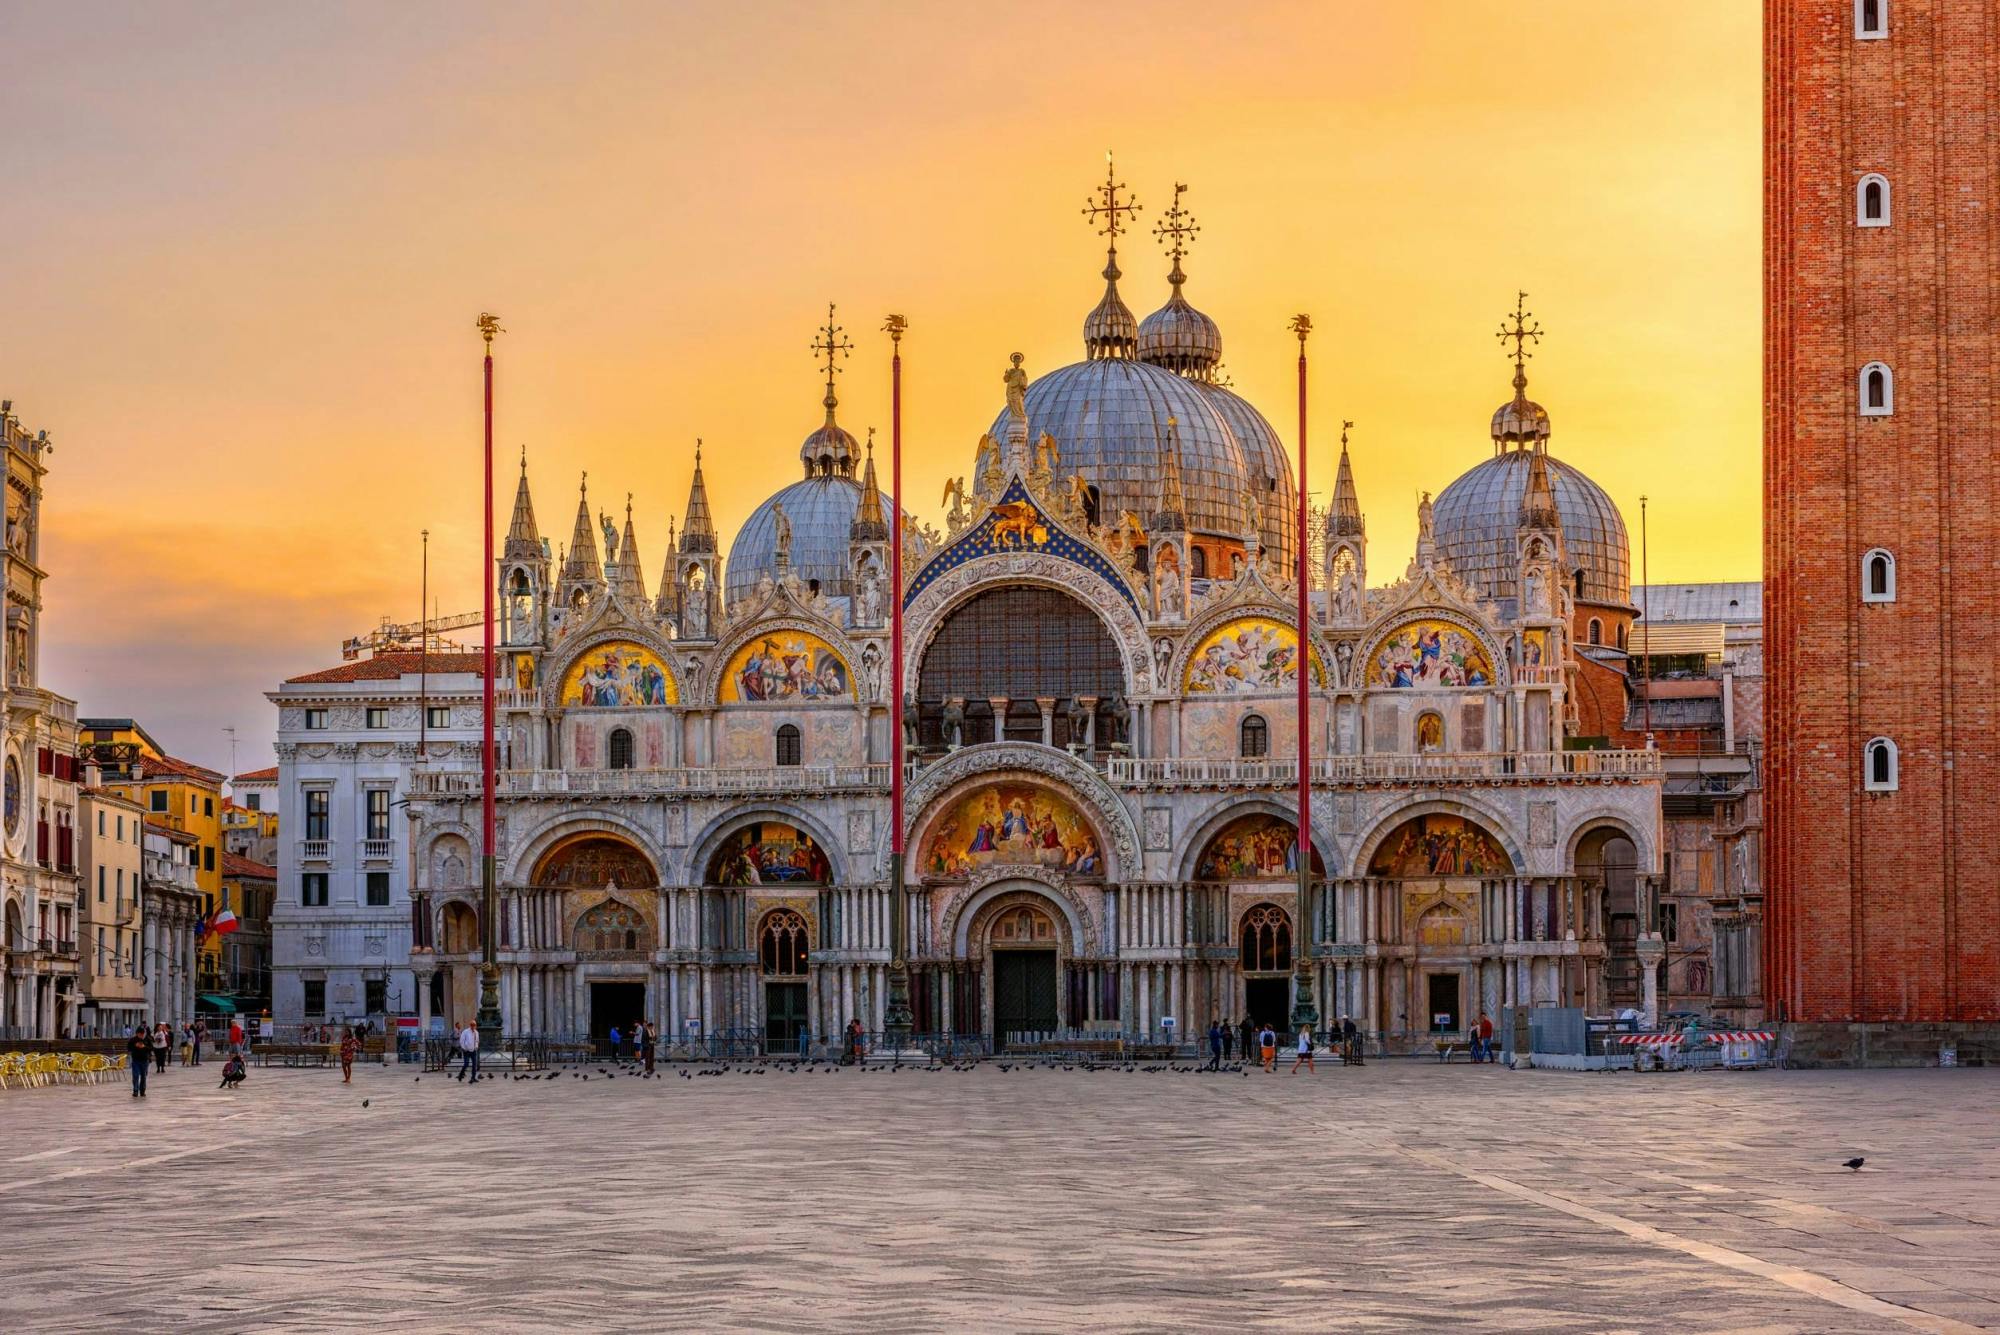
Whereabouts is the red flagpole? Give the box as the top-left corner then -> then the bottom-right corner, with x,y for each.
1291,313 -> 1318,1033
884,313 -> 911,1045
476,312 -> 502,1043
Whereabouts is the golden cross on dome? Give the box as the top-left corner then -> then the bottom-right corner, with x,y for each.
1497,290 -> 1542,370
811,302 -> 854,392
1152,182 -> 1200,272
1082,150 -> 1141,247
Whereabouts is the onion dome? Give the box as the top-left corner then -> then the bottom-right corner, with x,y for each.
1198,382 -> 1293,566
1083,251 -> 1139,360
799,388 -> 859,479
1136,183 -> 1222,377
1490,367 -> 1552,447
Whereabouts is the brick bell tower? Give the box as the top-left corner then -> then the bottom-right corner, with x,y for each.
1765,1 -> 1999,1032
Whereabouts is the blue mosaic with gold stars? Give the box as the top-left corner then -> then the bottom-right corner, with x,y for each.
902,477 -> 1141,616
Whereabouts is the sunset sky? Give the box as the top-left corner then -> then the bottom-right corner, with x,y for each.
1,2 -> 1760,772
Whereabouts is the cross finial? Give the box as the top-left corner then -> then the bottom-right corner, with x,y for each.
1341,419 -> 1354,450
1497,289 -> 1543,381
1152,182 -> 1200,283
812,302 -> 854,390
1082,150 -> 1142,253
626,492 -> 633,519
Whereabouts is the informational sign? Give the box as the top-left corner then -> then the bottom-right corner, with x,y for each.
1433,1012 -> 1453,1030
685,1020 -> 701,1035
1160,1016 -> 1176,1032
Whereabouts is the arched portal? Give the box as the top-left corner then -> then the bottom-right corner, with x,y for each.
1237,902 -> 1294,1031
1192,813 -> 1325,882
530,834 -> 658,890
1577,827 -> 1640,1007
759,908 -> 811,1055
916,586 -> 1124,751
962,887 -> 1071,1046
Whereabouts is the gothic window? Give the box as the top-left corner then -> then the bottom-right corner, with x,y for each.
1240,714 -> 1268,758
1857,174 -> 1890,226
775,725 -> 802,767
1860,362 -> 1894,416
916,587 -> 1123,749
1587,618 -> 1603,645
1190,546 -> 1208,579
1855,0 -> 1886,38
1864,736 -> 1898,792
759,909 -> 809,975
1239,904 -> 1291,973
607,728 -> 634,770
1862,548 -> 1896,603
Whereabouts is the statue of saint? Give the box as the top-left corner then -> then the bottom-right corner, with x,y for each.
1004,352 -> 1029,423
857,565 -> 883,625
599,512 -> 620,564
771,502 -> 792,561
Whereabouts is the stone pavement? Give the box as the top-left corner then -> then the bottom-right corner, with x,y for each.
1,1058 -> 1997,1332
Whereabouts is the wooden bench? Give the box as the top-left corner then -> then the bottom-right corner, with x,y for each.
252,1043 -> 334,1068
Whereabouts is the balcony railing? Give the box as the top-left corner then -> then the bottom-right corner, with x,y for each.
362,839 -> 396,862
299,839 -> 332,863
412,763 -> 892,799
1108,749 -> 1662,789
142,854 -> 199,890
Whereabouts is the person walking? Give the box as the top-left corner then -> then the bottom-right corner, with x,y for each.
227,1017 -> 244,1053
1342,1014 -> 1363,1066
607,1024 -> 622,1061
1475,1011 -> 1495,1064
127,1023 -> 152,1098
1219,1017 -> 1236,1062
642,1021 -> 656,1075
1290,1024 -> 1316,1074
1206,1020 -> 1224,1071
149,1022 -> 169,1074
339,1026 -> 359,1083
844,1017 -> 864,1065
191,1018 -> 206,1066
1240,1017 -> 1257,1066
456,1021 -> 481,1082
1258,1024 -> 1277,1073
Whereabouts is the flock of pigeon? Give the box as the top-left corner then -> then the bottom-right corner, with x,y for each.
407,1057 -> 1276,1086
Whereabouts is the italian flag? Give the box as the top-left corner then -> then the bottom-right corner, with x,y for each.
207,909 -> 240,937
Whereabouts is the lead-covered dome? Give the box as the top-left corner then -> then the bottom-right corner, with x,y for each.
1431,449 -> 1631,608
1197,381 -> 1294,567
987,357 -> 1257,547
726,475 -> 863,603
1137,286 -> 1222,376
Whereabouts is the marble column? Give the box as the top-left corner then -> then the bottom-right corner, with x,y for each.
1037,697 -> 1056,747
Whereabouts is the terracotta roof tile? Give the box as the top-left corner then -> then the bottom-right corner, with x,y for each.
232,766 -> 278,783
137,753 -> 225,785
222,852 -> 277,880
143,819 -> 199,845
285,651 -> 488,685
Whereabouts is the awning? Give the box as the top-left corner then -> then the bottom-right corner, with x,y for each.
198,994 -> 237,1013
1631,622 -> 1725,659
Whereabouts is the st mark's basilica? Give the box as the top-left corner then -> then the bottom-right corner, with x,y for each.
402,176 -> 1663,1055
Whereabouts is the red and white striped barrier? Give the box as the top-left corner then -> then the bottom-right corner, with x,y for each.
1706,1031 -> 1774,1044
1618,1033 -> 1682,1046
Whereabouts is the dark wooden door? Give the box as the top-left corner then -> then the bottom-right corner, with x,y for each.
992,950 -> 1058,1043
764,982 -> 808,1055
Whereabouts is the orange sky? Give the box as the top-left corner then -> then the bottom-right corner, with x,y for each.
0,2 -> 1760,770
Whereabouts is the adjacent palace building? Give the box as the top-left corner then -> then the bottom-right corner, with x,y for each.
348,180 -> 1676,1056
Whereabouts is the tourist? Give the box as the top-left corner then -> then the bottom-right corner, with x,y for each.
845,1017 -> 864,1065
127,1023 -> 152,1098
1219,1017 -> 1236,1062
340,1026 -> 359,1083
1207,1020 -> 1224,1071
1291,1025 -> 1315,1074
608,1024 -> 622,1060
191,1018 -> 206,1066
1258,1024 -> 1277,1073
641,1021 -> 656,1074
1341,1015 -> 1362,1066
457,1021 -> 481,1082
152,1021 -> 171,1074
1475,1011 -> 1495,1064
1240,1017 -> 1257,1065
219,1051 -> 247,1091
228,1017 -> 244,1053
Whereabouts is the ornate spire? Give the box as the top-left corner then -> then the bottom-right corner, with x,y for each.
801,303 -> 859,477
1081,152 -> 1141,359
680,440 -> 716,554
1491,290 -> 1551,450
1330,421 -> 1364,538
504,445 -> 541,560
561,472 -> 602,584
1153,415 -> 1187,530
616,495 -> 646,604
1153,181 -> 1200,290
852,427 -> 888,540
1518,439 -> 1563,534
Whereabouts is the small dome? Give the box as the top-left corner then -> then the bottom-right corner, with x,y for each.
1082,255 -> 1138,359
1432,449 -> 1631,607
1137,286 -> 1222,377
1491,370 -> 1551,445
726,475 -> 863,603
799,390 -> 858,479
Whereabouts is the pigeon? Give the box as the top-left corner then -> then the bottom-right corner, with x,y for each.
361,1099 -> 370,1108
413,1076 -> 420,1083
1844,1157 -> 1866,1172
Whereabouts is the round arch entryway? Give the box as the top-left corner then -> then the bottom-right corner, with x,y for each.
955,883 -> 1080,1047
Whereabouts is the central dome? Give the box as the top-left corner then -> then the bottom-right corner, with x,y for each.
987,358 -> 1265,549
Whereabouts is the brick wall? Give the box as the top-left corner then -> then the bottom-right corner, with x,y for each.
1766,1 -> 1999,1022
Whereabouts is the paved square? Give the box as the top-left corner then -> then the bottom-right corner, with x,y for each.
1,1059 -> 1997,1332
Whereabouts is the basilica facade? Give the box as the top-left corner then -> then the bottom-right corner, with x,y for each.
402,191 -> 1663,1055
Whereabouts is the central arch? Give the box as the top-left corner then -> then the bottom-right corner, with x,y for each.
914,585 -> 1126,750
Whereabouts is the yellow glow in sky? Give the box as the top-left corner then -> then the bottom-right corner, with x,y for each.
0,2 -> 1760,766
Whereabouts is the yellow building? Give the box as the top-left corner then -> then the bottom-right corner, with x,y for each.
80,719 -> 227,1005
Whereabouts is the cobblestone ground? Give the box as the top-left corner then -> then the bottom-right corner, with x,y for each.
0,1059 -> 1996,1332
